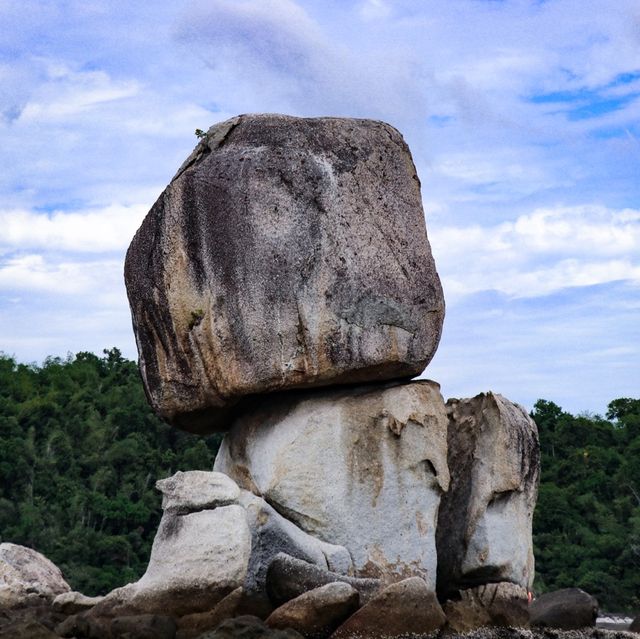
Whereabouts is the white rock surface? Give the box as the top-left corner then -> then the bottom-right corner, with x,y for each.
93,471 -> 353,617
156,470 -> 240,512
437,392 -> 540,596
215,380 -> 450,587
0,543 -> 70,609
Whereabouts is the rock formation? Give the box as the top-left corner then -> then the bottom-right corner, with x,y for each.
120,113 -> 542,635
0,543 -> 70,610
89,472 -> 353,619
124,114 -> 445,434
37,112 -> 544,637
437,393 -> 540,598
215,380 -> 449,587
529,588 -> 599,630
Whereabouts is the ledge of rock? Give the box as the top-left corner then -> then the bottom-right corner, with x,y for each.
125,113 -> 444,434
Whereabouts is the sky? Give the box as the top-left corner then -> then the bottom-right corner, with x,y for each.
0,0 -> 638,416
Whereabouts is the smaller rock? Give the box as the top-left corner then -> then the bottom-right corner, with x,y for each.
52,591 -> 104,614
0,620 -> 60,639
267,583 -> 359,639
55,612 -> 89,637
331,576 -> 446,639
197,615 -> 303,639
157,471 -> 240,513
266,554 -> 380,608
529,588 -> 598,630
631,616 -> 640,633
111,613 -> 177,639
177,588 -> 246,639
0,543 -> 70,609
443,582 -> 529,632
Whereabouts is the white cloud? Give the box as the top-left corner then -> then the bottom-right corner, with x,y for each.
14,60 -> 138,123
430,205 -> 640,299
0,254 -> 124,297
0,204 -> 147,253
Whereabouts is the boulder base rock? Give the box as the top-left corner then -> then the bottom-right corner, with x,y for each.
52,591 -> 104,615
266,554 -> 380,609
437,393 -> 540,597
331,577 -> 446,638
215,380 -> 449,586
0,620 -> 60,639
110,614 -> 177,639
529,588 -> 598,630
266,582 -> 359,638
0,543 -> 70,610
198,615 -> 303,639
91,471 -> 353,621
443,582 -> 530,632
125,113 -> 444,434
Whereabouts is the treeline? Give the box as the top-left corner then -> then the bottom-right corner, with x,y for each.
0,349 -> 222,595
532,398 -> 640,612
0,350 -> 638,611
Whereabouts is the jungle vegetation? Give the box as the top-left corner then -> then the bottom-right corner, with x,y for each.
0,349 -> 638,612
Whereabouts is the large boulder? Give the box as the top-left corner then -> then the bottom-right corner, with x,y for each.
125,113 -> 444,434
442,582 -> 530,631
529,588 -> 598,630
215,380 -> 450,586
91,471 -> 352,620
0,543 -> 70,610
331,577 -> 446,638
266,582 -> 359,639
436,393 -> 540,598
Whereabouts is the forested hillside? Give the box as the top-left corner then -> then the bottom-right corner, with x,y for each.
532,398 -> 640,612
0,349 -> 638,612
0,349 -> 222,595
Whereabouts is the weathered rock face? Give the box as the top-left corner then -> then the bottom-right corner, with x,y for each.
52,591 -> 104,615
125,114 -> 444,434
215,380 -> 450,587
436,393 -> 540,597
331,577 -> 446,639
529,588 -> 598,630
0,543 -> 70,610
265,554 -> 381,609
442,582 -> 530,631
266,582 -> 359,638
91,471 -> 353,619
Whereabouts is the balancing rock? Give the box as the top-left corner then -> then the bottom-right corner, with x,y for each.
215,380 -> 450,588
125,114 -> 444,433
436,392 -> 540,598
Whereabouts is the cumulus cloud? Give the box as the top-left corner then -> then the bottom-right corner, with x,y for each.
0,205 -> 147,253
430,205 -> 640,299
0,254 -> 122,296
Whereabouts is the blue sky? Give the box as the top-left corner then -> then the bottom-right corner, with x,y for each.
0,0 -> 638,415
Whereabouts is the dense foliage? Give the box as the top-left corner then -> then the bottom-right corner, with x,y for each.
0,349 -> 222,596
0,349 -> 638,612
532,398 -> 640,612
